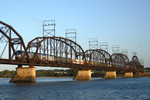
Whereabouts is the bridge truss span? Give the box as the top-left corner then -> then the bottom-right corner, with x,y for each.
0,21 -> 29,65
26,37 -> 86,68
111,53 -> 132,71
130,56 -> 144,72
0,21 -> 144,73
84,49 -> 112,70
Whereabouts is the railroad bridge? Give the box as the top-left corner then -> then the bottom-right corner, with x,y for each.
0,21 -> 144,83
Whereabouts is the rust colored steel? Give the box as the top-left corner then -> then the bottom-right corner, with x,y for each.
0,21 -> 144,72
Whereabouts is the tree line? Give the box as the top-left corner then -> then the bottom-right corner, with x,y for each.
0,70 -> 16,77
36,69 -> 78,77
0,69 -> 78,77
0,68 -> 106,78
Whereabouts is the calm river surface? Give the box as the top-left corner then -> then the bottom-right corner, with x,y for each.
0,77 -> 150,100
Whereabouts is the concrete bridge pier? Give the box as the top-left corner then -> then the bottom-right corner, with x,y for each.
104,71 -> 116,79
124,72 -> 133,78
10,67 -> 36,83
74,70 -> 91,81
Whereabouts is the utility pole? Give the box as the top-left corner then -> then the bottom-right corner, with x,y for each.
65,29 -> 77,42
121,49 -> 128,56
100,42 -> 108,52
89,38 -> 98,50
133,52 -> 137,56
112,45 -> 119,54
43,20 -> 56,37
65,29 -> 77,52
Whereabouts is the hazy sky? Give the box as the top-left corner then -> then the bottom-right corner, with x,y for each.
0,0 -> 150,70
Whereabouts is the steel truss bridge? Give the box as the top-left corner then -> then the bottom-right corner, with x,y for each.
0,21 -> 144,72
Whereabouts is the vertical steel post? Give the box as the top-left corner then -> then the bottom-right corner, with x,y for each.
9,29 -> 11,62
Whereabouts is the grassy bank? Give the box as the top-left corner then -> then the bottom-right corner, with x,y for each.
133,73 -> 150,77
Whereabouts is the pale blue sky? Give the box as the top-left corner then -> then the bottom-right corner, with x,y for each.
0,0 -> 150,70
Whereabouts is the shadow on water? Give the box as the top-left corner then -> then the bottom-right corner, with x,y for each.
16,83 -> 36,85
9,77 -> 131,85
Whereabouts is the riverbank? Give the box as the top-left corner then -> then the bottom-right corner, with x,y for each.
0,76 -> 74,79
133,73 -> 150,77
36,76 -> 73,78
0,73 -> 150,79
117,73 -> 150,78
0,77 -> 11,79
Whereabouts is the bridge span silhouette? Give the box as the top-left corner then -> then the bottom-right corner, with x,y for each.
0,21 -> 144,83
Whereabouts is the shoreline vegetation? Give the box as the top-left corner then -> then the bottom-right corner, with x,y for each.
0,68 -> 150,78
28,72 -> 150,78
0,73 -> 150,79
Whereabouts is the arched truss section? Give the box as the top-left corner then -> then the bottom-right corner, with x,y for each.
52,37 -> 85,59
111,53 -> 129,68
130,56 -> 144,72
0,21 -> 29,63
26,37 -> 85,67
132,56 -> 140,64
84,49 -> 111,67
131,56 -> 142,68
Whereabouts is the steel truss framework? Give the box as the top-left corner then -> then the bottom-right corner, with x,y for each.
130,56 -> 144,72
0,21 -> 29,65
84,49 -> 111,70
26,37 -> 85,68
111,53 -> 131,71
0,21 -> 144,72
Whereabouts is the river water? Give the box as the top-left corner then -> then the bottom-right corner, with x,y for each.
0,77 -> 150,100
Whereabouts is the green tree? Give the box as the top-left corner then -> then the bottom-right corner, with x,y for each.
67,68 -> 77,76
3,70 -> 11,77
11,70 -> 16,77
48,70 -> 55,76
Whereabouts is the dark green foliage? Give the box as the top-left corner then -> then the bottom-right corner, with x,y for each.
92,71 -> 105,77
116,71 -> 124,75
0,70 -> 16,77
36,68 -> 77,77
67,68 -> 77,76
0,69 -> 78,77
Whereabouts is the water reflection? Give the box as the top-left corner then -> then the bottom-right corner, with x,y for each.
16,83 -> 36,85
